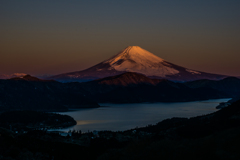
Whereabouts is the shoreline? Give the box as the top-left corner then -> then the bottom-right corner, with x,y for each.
50,98 -> 231,133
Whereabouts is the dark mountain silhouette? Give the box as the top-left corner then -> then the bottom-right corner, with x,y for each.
184,77 -> 240,97
1,73 -> 236,109
10,74 -> 52,82
80,72 -> 227,103
0,73 -> 27,79
0,75 -> 99,112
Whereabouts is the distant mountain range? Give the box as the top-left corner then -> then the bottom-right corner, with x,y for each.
0,75 -> 99,112
79,72 -> 228,103
184,77 -> 240,97
2,73 -> 240,111
50,46 -> 227,82
0,73 -> 27,79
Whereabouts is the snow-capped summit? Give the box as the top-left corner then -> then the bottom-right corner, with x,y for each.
105,46 -> 164,64
50,46 -> 227,82
103,46 -> 179,77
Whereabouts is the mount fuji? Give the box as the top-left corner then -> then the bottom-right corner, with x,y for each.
50,46 -> 227,82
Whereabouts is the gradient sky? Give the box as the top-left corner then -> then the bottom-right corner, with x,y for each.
1,0 -> 240,76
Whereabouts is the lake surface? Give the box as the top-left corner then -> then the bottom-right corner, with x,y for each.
52,98 -> 230,132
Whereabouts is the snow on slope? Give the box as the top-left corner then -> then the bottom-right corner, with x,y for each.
185,69 -> 201,75
49,46 -> 227,82
103,46 -> 179,77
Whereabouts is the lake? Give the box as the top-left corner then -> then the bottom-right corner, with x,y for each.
52,98 -> 230,132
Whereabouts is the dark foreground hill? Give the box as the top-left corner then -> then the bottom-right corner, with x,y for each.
0,110 -> 76,131
0,75 -> 99,111
98,98 -> 240,160
80,72 -> 228,103
97,98 -> 240,159
1,96 -> 240,159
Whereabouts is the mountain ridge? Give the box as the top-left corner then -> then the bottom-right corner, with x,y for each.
79,72 -> 227,103
10,74 -> 54,82
50,46 -> 227,82
184,76 -> 240,97
91,72 -> 166,86
0,73 -> 27,79
0,75 -> 100,112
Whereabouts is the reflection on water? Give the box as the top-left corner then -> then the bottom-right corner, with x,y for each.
76,120 -> 107,125
51,98 -> 231,132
